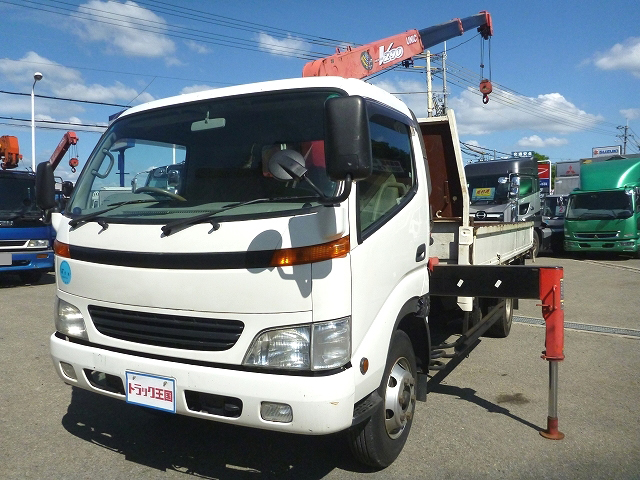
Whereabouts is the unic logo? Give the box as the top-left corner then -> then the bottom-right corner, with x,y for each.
406,34 -> 419,45
379,42 -> 404,65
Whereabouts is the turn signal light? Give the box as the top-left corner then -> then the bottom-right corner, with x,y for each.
54,240 -> 71,258
270,236 -> 350,267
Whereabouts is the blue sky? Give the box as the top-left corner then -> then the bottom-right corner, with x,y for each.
2,0 -> 639,180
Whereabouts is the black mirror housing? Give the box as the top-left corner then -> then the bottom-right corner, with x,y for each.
35,162 -> 57,210
61,181 -> 74,197
324,96 -> 372,181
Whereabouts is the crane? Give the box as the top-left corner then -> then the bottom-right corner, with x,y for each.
302,11 -> 493,97
0,136 -> 23,170
48,131 -> 79,172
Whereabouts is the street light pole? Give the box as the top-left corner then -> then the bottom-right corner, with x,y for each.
31,72 -> 43,172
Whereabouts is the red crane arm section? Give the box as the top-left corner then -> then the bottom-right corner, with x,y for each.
302,11 -> 492,80
302,29 -> 425,79
48,131 -> 78,170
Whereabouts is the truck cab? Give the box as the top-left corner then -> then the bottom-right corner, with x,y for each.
0,169 -> 54,283
564,157 -> 640,256
465,157 -> 542,253
36,76 -> 533,468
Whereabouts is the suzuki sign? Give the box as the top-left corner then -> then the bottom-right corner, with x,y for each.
592,146 -> 621,157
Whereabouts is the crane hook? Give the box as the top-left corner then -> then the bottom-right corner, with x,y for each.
69,157 -> 79,174
479,79 -> 492,104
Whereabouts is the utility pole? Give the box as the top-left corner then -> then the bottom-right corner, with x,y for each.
617,121 -> 629,154
426,50 -> 433,117
617,121 -> 630,154
442,41 -> 448,113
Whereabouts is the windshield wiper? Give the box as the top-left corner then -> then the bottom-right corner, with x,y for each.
69,199 -> 160,229
161,195 -> 319,236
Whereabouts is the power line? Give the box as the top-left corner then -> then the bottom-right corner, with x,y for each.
0,115 -> 106,130
0,90 -> 129,108
4,0 -> 325,60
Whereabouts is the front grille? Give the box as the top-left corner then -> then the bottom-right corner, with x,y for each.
0,240 -> 26,248
574,231 -> 619,240
89,305 -> 244,351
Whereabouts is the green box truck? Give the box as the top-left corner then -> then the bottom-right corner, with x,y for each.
564,157 -> 640,256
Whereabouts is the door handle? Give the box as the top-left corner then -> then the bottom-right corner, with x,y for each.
416,243 -> 426,262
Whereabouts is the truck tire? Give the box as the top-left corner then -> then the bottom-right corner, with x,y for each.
19,271 -> 42,284
348,330 -> 417,469
530,230 -> 540,259
484,298 -> 514,338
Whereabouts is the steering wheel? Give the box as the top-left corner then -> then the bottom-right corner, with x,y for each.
134,187 -> 186,202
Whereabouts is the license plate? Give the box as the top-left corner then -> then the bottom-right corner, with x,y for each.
125,371 -> 176,413
0,253 -> 11,266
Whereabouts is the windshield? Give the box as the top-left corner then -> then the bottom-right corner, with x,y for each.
67,90 -> 340,223
565,190 -> 633,220
467,174 -> 509,204
543,196 -> 567,218
0,176 -> 41,220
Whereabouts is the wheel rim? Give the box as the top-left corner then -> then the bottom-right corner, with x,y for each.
384,357 -> 415,439
505,298 -> 513,326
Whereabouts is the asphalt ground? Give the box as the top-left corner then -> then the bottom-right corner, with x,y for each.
1,252 -> 639,479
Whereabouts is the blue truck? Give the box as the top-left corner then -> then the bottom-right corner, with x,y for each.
0,168 -> 54,283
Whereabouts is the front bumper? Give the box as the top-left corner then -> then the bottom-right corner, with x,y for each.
50,333 -> 356,434
564,239 -> 638,253
0,250 -> 54,273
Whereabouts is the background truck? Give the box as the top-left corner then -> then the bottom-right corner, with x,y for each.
542,193 -> 568,254
0,132 -> 79,283
464,157 -> 543,256
564,157 -> 640,256
0,135 -> 54,283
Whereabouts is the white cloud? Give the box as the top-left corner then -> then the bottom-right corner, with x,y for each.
75,0 -> 175,57
0,51 -> 154,126
517,135 -> 568,148
620,108 -> 640,120
185,40 -> 210,55
179,85 -> 216,95
257,32 -> 310,57
373,79 -> 603,136
449,88 -> 603,136
594,37 -> 640,77
55,81 -> 151,104
373,78 -> 432,118
0,51 -> 82,86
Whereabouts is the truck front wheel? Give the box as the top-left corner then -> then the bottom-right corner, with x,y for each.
348,330 -> 417,469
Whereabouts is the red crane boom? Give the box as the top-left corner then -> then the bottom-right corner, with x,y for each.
302,11 -> 492,79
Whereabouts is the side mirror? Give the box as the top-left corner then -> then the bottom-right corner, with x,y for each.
61,181 -> 74,197
268,149 -> 307,181
35,162 -> 57,210
508,175 -> 520,198
167,169 -> 180,188
324,96 -> 372,181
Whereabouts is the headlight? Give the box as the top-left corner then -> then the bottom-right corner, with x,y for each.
55,297 -> 88,340
27,239 -> 49,248
243,317 -> 351,371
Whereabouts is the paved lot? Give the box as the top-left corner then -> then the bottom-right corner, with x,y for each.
1,253 -> 639,479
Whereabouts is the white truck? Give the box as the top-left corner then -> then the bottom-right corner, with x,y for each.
36,77 -> 534,468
